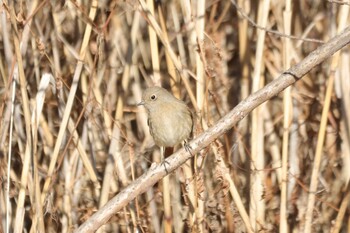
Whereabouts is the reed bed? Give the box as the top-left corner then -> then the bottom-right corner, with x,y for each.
0,0 -> 349,232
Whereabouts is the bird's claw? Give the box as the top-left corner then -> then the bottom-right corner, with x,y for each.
184,141 -> 193,156
161,160 -> 170,174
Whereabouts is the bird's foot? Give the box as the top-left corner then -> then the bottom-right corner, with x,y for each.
184,141 -> 193,156
161,160 -> 170,174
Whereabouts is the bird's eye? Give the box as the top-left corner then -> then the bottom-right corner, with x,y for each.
150,94 -> 157,100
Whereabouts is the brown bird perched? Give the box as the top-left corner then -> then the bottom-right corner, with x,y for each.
138,86 -> 193,149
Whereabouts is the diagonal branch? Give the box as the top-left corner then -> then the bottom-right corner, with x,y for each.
75,26 -> 350,233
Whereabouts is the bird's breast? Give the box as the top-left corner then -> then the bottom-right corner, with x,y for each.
148,105 -> 192,147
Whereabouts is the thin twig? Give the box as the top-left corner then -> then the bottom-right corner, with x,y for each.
231,0 -> 324,44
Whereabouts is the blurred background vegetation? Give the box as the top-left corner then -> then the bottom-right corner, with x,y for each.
0,0 -> 349,232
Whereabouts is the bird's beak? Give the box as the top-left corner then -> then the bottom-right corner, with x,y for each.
137,100 -> 145,106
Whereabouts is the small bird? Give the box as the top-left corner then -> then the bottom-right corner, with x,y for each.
138,86 -> 193,149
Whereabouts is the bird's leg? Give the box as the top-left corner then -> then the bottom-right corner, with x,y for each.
160,146 -> 169,174
160,146 -> 172,231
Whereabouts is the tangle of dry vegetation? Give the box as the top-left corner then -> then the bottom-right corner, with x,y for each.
0,1 -> 349,233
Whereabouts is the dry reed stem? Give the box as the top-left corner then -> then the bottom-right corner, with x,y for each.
250,0 -> 270,230
158,7 -> 178,97
10,2 -> 35,232
339,52 -> 350,186
331,187 -> 350,233
280,0 -> 292,232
